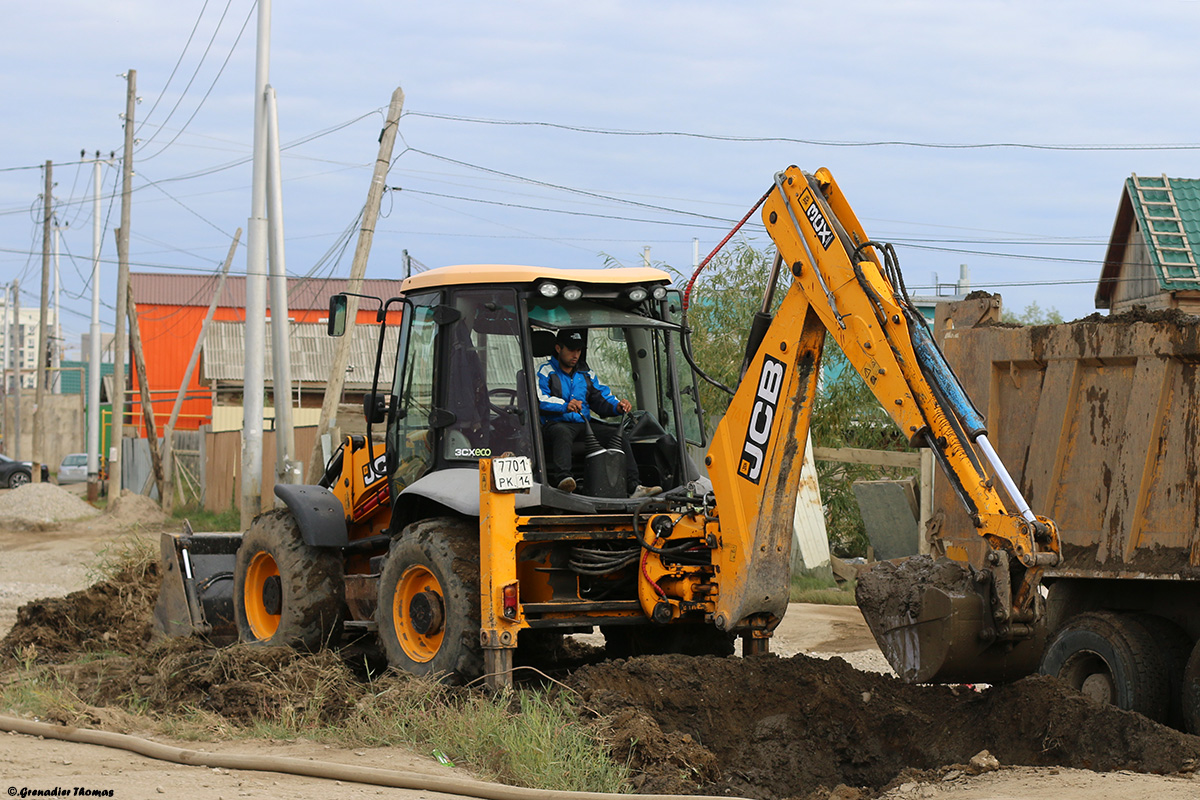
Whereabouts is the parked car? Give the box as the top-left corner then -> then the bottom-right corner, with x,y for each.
0,454 -> 51,488
57,453 -> 89,484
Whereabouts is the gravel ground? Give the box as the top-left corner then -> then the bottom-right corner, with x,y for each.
0,482 -> 100,527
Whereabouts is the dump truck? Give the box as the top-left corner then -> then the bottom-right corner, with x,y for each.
860,296 -> 1200,732
156,166 -> 1060,691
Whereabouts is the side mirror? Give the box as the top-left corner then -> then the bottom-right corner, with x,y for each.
328,294 -> 348,336
363,392 -> 387,425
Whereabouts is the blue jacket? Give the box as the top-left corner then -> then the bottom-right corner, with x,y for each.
537,357 -> 621,425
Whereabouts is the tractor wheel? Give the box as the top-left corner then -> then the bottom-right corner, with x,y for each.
233,509 -> 344,651
377,517 -> 482,683
1039,611 -> 1169,723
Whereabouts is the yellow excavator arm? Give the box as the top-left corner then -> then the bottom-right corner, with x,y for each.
704,166 -> 1060,680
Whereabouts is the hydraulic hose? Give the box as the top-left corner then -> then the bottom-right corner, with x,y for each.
0,714 -> 749,800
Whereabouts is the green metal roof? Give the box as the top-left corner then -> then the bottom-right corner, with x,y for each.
1126,175 -> 1200,290
60,359 -> 113,396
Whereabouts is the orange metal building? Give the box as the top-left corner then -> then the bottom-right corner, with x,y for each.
129,273 -> 405,436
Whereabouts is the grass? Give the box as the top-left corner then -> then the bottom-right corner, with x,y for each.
790,571 -> 857,605
170,503 -> 241,532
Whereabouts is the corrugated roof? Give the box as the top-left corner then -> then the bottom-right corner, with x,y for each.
131,273 -> 405,310
1097,174 -> 1200,307
201,320 -> 398,389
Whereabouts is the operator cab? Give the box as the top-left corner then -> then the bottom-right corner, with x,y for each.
359,265 -> 708,524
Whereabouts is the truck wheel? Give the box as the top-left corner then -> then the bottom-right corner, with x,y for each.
1134,614 -> 1193,729
1039,611 -> 1169,723
234,509 -> 344,651
1183,638 -> 1200,735
377,517 -> 483,683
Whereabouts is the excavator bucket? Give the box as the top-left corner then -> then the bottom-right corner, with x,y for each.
855,556 -> 1044,684
152,525 -> 242,646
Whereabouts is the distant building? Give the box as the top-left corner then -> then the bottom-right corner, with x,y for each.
1096,174 -> 1200,313
0,303 -> 59,391
908,264 -> 971,325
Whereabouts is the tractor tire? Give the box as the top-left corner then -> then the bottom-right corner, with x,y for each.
376,517 -> 483,683
1039,611 -> 1169,723
1183,638 -> 1200,735
603,623 -> 736,659
233,509 -> 344,651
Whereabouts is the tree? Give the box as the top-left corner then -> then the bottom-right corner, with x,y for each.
683,242 -> 915,557
1001,301 -> 1063,325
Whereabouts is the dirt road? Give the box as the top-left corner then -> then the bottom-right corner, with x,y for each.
1,496 -> 1197,800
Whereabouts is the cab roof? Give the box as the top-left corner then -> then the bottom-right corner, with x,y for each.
399,264 -> 672,294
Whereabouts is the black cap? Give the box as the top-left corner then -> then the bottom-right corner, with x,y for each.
556,328 -> 584,348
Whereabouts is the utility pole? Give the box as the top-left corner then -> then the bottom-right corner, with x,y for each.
87,153 -> 103,499
307,86 -> 405,483
110,69 -> 136,501
241,0 -> 271,529
12,281 -> 20,461
266,85 -> 299,487
1,284 -> 7,454
33,160 -> 52,483
52,221 -> 62,393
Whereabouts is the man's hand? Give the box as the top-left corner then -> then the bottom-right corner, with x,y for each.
567,399 -> 583,413
616,399 -> 633,414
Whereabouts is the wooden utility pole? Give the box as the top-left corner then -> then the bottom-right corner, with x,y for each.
32,161 -> 51,483
109,69 -> 136,501
162,229 -> 240,512
307,86 -> 405,482
11,281 -> 19,461
128,292 -> 164,501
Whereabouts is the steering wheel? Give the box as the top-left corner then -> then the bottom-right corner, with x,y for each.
488,387 -> 520,417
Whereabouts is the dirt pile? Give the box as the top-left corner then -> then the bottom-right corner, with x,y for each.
571,653 -> 1200,799
0,482 -> 100,529
107,490 -> 171,528
1,556 -> 159,662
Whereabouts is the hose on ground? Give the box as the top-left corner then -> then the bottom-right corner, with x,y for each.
0,714 -> 750,800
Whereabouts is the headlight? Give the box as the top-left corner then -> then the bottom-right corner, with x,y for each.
626,286 -> 649,303
651,285 -> 668,300
562,284 -> 583,301
537,281 -> 560,298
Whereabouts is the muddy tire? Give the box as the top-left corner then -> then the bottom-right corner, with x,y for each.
233,509 -> 344,651
1134,614 -> 1193,729
376,517 -> 482,683
603,624 -> 736,659
1039,611 -> 1169,723
1183,638 -> 1200,735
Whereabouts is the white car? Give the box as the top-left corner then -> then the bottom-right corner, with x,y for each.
57,453 -> 89,484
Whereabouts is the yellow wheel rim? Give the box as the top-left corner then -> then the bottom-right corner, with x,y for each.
394,565 -> 444,662
244,550 -> 281,639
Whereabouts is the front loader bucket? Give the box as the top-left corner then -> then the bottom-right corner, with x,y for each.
855,556 -> 1044,684
152,528 -> 242,646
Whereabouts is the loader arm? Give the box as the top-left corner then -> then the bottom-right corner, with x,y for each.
705,166 -> 1060,679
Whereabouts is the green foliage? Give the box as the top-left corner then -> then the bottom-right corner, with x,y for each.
1001,301 -> 1063,325
171,503 -> 241,532
683,242 -> 915,558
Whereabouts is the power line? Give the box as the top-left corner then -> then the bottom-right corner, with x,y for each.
136,0 -> 214,138
405,110 -> 1200,152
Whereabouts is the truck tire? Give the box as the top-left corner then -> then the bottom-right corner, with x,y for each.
234,509 -> 344,651
1134,614 -> 1193,730
377,517 -> 483,683
1183,638 -> 1200,735
1039,611 -> 1169,723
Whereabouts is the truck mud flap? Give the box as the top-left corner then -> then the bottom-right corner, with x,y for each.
153,528 -> 242,646
856,556 -> 1045,684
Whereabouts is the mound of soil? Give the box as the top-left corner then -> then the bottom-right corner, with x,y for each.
1,558 -> 159,662
0,482 -> 100,529
107,490 -> 171,528
571,653 -> 1200,799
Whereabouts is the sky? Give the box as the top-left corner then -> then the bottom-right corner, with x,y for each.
5,0 -> 1200,358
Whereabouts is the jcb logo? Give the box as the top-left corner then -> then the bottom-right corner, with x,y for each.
803,191 -> 835,250
738,355 -> 786,484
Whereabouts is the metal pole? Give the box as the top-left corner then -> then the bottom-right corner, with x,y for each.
307,86 -> 405,483
33,160 -> 51,483
110,69 -> 136,501
53,223 -> 61,394
12,281 -> 20,461
242,0 -> 271,528
88,156 -> 102,485
1,283 -> 7,453
266,85 -> 298,486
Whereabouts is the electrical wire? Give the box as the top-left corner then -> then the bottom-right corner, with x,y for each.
135,0 -> 213,139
